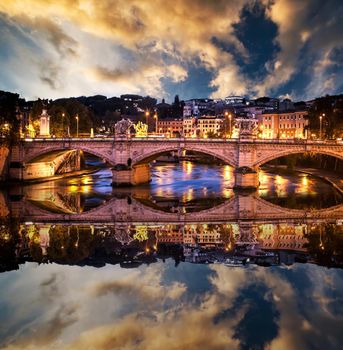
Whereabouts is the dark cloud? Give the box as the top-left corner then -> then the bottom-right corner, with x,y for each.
39,60 -> 62,90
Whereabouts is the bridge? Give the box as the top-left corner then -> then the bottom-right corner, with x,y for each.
9,135 -> 343,188
11,192 -> 343,225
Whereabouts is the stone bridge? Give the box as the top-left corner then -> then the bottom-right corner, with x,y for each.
11,193 -> 343,225
10,137 -> 343,187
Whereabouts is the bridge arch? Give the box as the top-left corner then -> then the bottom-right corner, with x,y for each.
24,146 -> 116,166
253,149 -> 343,168
132,146 -> 237,168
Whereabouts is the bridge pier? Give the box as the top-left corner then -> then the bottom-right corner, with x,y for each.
234,167 -> 259,190
112,164 -> 151,186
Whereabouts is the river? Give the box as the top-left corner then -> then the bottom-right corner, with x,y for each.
0,161 -> 343,350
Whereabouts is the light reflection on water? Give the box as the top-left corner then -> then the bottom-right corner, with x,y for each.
8,161 -> 342,213
0,248 -> 343,350
1,160 -> 343,350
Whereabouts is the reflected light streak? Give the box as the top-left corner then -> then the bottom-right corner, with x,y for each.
275,175 -> 288,197
223,165 -> 232,181
69,185 -> 78,193
183,161 -> 193,175
82,185 -> 91,194
222,188 -> 232,198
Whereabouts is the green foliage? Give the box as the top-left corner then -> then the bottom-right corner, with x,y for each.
0,90 -> 21,144
206,131 -> 219,138
307,94 -> 343,138
48,99 -> 94,136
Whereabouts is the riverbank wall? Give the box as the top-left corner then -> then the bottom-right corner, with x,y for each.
0,147 -> 9,182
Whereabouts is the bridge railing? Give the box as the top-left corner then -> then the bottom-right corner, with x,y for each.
21,136 -> 343,146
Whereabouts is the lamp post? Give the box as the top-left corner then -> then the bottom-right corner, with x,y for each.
224,112 -> 228,139
319,113 -> 325,139
75,114 -> 79,138
145,111 -> 150,133
61,112 -> 65,138
154,113 -> 158,134
229,114 -> 232,138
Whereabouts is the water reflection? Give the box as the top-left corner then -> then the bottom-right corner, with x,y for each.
1,221 -> 343,271
6,162 -> 342,214
1,161 -> 343,350
0,221 -> 343,349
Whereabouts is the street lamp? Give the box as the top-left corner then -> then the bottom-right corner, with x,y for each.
75,114 -> 79,138
154,113 -> 158,134
145,111 -> 150,133
61,113 -> 65,138
229,114 -> 232,138
319,113 -> 325,139
224,112 -> 228,139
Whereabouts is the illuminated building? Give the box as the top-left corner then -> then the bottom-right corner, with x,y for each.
182,117 -> 196,137
258,110 -> 308,139
157,118 -> 183,136
258,224 -> 308,251
197,116 -> 223,137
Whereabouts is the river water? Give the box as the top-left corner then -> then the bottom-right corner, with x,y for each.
1,161 -> 343,350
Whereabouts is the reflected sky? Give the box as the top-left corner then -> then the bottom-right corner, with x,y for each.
2,159 -> 343,350
0,261 -> 342,350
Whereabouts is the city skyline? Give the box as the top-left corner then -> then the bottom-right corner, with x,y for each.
0,0 -> 342,102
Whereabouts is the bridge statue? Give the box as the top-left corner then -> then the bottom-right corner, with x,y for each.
114,118 -> 133,138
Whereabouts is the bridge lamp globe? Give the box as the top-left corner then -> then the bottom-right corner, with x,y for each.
75,115 -> 79,138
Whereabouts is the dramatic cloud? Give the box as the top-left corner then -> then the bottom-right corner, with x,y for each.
1,261 -> 343,350
0,0 -> 342,100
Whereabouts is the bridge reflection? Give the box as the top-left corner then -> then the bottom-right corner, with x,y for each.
2,185 -> 343,272
9,187 -> 343,224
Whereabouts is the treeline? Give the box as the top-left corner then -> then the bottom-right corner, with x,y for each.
0,90 -> 186,138
307,93 -> 343,138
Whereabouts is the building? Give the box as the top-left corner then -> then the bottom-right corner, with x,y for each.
197,116 -> 224,137
258,110 -> 308,139
157,118 -> 183,136
259,224 -> 308,252
183,105 -> 192,117
278,110 -> 308,139
183,117 -> 195,137
258,112 -> 279,139
255,97 -> 279,110
224,96 -> 245,107
184,99 -> 213,116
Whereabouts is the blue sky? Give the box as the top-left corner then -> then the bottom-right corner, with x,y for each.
0,0 -> 342,102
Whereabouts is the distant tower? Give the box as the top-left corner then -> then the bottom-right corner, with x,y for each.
39,109 -> 50,137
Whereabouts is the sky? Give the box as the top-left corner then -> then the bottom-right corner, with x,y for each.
0,0 -> 342,102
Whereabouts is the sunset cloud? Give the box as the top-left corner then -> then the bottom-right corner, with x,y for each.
0,0 -> 342,100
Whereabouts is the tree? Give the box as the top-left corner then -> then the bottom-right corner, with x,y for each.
0,91 -> 21,144
172,95 -> 183,118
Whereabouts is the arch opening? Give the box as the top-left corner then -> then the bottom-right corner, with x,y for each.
255,150 -> 343,168
25,147 -> 115,167
133,148 -> 236,168
258,152 -> 343,210
23,149 -> 113,182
